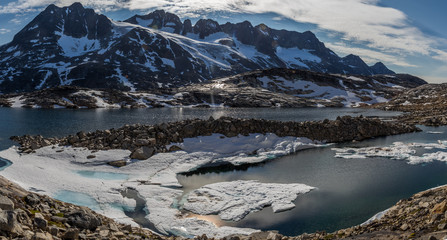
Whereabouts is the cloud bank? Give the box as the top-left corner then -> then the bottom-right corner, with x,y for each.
0,0 -> 446,66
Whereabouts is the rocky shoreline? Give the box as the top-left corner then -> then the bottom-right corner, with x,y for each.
3,173 -> 447,240
10,116 -> 419,163
0,175 -> 162,240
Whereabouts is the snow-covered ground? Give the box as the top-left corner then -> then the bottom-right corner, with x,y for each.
0,133 -> 323,238
256,76 -> 390,107
333,140 -> 447,165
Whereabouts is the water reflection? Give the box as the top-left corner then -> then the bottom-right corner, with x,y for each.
178,126 -> 447,235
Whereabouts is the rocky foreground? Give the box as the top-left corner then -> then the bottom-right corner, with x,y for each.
0,176 -> 162,240
373,83 -> 447,126
3,172 -> 447,240
11,116 -> 419,163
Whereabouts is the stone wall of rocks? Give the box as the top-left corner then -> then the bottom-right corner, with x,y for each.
0,176 -> 163,240
11,116 -> 419,160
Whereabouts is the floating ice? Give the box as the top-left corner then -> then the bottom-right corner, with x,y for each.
182,180 -> 315,221
361,208 -> 390,226
0,133 -> 324,237
333,141 -> 447,165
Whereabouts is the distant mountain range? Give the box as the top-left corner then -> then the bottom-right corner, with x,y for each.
0,2 -> 398,93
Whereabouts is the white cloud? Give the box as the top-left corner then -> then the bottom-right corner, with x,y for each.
8,18 -> 22,24
432,49 -> 447,62
1,0 -> 447,65
0,28 -> 11,34
325,42 -> 417,68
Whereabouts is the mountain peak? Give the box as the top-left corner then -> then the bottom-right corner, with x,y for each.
193,19 -> 222,38
69,2 -> 85,10
124,10 -> 183,34
0,3 -> 400,93
371,62 -> 396,75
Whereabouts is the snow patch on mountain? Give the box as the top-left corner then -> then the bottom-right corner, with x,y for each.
57,32 -> 101,57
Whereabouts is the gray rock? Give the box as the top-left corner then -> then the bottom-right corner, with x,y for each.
0,195 -> 14,211
62,228 -> 79,240
50,216 -> 67,223
130,146 -> 155,160
32,232 -> 52,240
107,160 -> 127,167
67,209 -> 102,230
135,139 -> 149,146
49,226 -> 59,236
25,194 -> 40,206
0,209 -> 17,232
34,212 -> 48,230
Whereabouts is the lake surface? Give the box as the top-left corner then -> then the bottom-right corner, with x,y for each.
3,107 -> 444,236
178,126 -> 447,235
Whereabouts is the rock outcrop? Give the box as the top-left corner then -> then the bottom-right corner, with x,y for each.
373,83 -> 447,126
11,116 -> 419,159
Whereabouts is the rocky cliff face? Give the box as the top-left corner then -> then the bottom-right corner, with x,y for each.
0,3 -> 399,93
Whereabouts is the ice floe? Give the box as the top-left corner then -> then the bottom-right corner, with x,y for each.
0,133 -> 323,238
333,140 -> 447,164
182,180 -> 315,221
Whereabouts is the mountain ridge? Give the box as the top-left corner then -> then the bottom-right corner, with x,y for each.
0,2 -> 398,93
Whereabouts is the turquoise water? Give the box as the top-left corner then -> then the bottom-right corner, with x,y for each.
54,190 -> 101,211
76,170 -> 129,180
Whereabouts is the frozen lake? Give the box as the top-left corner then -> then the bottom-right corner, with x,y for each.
3,107 -> 445,236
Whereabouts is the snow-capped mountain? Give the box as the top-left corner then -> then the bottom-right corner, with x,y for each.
0,3 -> 397,93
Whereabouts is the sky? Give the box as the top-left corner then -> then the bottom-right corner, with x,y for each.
0,0 -> 446,83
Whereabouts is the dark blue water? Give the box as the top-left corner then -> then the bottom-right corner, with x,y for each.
178,126 -> 447,235
3,107 -> 437,236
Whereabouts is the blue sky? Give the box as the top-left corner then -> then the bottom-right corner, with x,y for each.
0,0 -> 446,83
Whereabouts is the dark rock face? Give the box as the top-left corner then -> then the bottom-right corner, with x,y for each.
341,54 -> 373,75
125,10 -> 183,34
0,3 -> 400,93
370,62 -> 396,75
193,19 -> 222,39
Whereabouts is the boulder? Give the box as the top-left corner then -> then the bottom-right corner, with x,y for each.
168,145 -> 182,152
0,209 -> 18,232
34,212 -> 48,230
130,147 -> 155,160
107,160 -> 127,167
25,194 -> 40,206
62,228 -> 79,240
0,195 -> 14,210
67,209 -> 101,231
